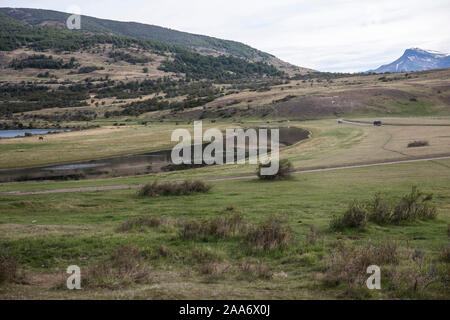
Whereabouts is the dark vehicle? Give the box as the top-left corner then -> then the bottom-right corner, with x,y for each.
373,120 -> 382,126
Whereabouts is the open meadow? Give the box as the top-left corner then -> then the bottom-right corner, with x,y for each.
0,115 -> 449,299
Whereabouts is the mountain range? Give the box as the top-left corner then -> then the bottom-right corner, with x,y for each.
368,48 -> 450,73
1,7 -> 449,74
0,7 -> 311,74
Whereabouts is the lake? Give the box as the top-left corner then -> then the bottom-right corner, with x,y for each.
0,129 -> 68,138
0,127 -> 310,182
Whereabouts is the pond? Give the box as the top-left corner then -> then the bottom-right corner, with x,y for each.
0,127 -> 310,182
0,129 -> 68,138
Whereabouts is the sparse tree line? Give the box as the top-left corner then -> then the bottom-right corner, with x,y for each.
109,50 -> 153,64
0,83 -> 89,116
9,55 -> 78,70
159,50 -> 285,81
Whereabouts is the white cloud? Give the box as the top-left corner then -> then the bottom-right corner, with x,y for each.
2,0 -> 450,71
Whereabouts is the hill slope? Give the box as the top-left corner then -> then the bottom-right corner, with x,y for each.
368,48 -> 450,73
0,7 -> 311,74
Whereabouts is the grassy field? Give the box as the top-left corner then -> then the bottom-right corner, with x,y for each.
0,158 -> 449,299
1,117 -> 449,193
1,18 -> 449,300
0,122 -> 241,169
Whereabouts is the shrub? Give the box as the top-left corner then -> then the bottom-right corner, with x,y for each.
391,186 -> 437,222
324,240 -> 398,290
330,200 -> 368,230
407,140 -> 429,148
156,245 -> 178,259
197,262 -> 220,275
178,213 -> 244,240
188,247 -> 221,264
387,249 -> 446,297
77,66 -> 104,74
178,220 -> 203,240
367,193 -> 393,224
257,159 -> 293,180
244,216 -> 294,250
116,217 -> 170,232
306,226 -> 324,245
323,240 -> 447,298
332,187 -> 438,228
440,246 -> 450,263
237,261 -> 272,280
204,213 -> 244,239
84,246 -> 151,288
0,254 -> 19,284
138,180 -> 211,196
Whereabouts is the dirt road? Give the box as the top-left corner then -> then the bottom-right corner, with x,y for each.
1,154 -> 450,196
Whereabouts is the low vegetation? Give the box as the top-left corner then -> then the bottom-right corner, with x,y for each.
0,253 -> 19,284
138,180 -> 212,196
244,216 -> 294,250
324,240 -> 399,292
116,217 -> 171,232
83,246 -> 151,289
237,261 -> 273,280
407,140 -> 429,148
9,55 -> 78,70
322,240 -> 448,298
330,186 -> 438,230
178,213 -> 294,251
257,159 -> 293,180
330,200 -> 369,230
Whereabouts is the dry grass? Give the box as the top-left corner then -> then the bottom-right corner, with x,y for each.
116,216 -> 171,232
0,253 -> 19,285
84,245 -> 151,289
237,261 -> 273,280
178,213 -> 244,240
178,213 -> 294,251
244,216 -> 294,250
323,240 -> 399,292
440,245 -> 450,263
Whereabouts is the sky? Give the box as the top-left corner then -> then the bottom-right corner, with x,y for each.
1,0 -> 450,72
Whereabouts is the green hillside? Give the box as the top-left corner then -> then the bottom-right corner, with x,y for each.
0,7 -> 274,62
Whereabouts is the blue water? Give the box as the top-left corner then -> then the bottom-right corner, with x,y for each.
43,163 -> 107,171
0,129 -> 66,138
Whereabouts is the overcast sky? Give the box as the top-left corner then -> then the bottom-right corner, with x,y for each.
2,0 -> 450,72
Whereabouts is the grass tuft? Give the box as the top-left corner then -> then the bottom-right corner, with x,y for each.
84,245 -> 151,288
244,216 -> 294,250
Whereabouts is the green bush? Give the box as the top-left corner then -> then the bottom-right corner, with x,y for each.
138,180 -> 211,197
390,186 -> 437,223
257,159 -> 293,180
330,200 -> 368,230
331,186 -> 438,229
